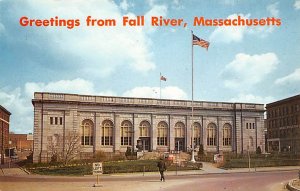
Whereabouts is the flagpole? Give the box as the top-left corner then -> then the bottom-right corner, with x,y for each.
160,72 -> 162,99
191,30 -> 196,162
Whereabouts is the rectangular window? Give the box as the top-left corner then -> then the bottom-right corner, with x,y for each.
194,137 -> 200,146
60,117 -> 63,125
121,137 -> 132,146
55,117 -> 58,125
223,138 -> 231,146
50,117 -> 53,125
102,136 -> 113,146
207,137 -> 216,146
246,123 -> 248,129
81,136 -> 84,145
85,136 -> 90,145
157,137 -> 167,146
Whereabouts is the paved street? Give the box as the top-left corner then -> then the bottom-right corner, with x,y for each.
0,165 -> 298,191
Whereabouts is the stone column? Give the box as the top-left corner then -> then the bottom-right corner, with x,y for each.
33,105 -> 42,163
114,114 -> 120,153
152,115 -> 157,151
95,113 -> 101,151
133,114 -> 140,151
218,117 -> 222,153
40,110 -> 49,163
169,116 -> 175,151
202,117 -> 207,152
186,116 -> 192,150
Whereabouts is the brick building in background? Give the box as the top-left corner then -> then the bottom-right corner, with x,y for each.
0,105 -> 11,164
9,133 -> 33,151
266,94 -> 300,154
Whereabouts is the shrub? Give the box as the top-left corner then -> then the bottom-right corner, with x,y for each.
256,146 -> 262,155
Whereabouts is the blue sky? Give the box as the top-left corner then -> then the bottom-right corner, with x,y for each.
0,0 -> 299,133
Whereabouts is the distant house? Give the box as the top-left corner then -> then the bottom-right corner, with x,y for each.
0,105 -> 11,164
266,94 -> 300,153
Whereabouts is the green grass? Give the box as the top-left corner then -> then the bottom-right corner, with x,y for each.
222,157 -> 300,169
26,159 -> 202,176
29,165 -> 92,176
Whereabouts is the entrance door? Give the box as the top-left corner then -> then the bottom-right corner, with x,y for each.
140,137 -> 150,151
175,138 -> 185,151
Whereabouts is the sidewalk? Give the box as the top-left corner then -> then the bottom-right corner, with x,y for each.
0,163 -> 28,176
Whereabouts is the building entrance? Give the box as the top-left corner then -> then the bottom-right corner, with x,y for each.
139,137 -> 150,151
175,138 -> 185,151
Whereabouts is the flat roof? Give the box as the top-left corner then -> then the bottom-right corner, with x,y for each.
266,94 -> 300,108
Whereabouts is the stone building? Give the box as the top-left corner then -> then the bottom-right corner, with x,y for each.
0,105 -> 11,164
266,94 -> 300,153
32,92 -> 265,163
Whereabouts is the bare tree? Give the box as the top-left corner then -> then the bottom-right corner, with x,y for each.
47,131 -> 82,165
62,131 -> 82,165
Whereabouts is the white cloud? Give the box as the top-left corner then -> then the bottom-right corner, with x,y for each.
123,86 -> 187,100
120,0 -> 130,11
209,14 -> 249,43
0,88 -> 32,134
25,78 -> 96,97
275,68 -> 300,85
229,93 -> 275,104
10,0 -> 156,77
24,78 -> 117,98
2,79 -> 188,133
0,78 -> 117,133
210,11 -> 277,43
221,53 -> 279,89
144,4 -> 168,33
295,0 -> 300,10
267,2 -> 279,17
172,0 -> 184,10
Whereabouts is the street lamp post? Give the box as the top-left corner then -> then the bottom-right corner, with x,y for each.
8,140 -> 12,168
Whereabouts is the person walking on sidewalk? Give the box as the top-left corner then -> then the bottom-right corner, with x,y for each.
157,158 -> 166,182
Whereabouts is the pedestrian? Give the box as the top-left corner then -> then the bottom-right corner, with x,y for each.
157,157 -> 166,182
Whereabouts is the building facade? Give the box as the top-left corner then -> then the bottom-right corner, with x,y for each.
0,105 -> 11,164
32,92 -> 265,163
266,94 -> 300,153
9,133 -> 34,151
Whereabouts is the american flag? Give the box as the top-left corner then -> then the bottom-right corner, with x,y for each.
160,75 -> 167,81
193,34 -> 210,50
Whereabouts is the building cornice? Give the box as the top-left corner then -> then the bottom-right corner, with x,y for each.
32,92 -> 265,112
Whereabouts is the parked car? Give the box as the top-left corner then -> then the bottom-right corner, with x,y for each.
10,155 -> 19,160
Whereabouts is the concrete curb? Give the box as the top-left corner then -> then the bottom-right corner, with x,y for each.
287,179 -> 300,191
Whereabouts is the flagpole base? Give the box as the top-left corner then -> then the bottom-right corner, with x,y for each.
190,151 -> 196,163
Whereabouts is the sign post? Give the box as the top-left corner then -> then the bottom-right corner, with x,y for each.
93,162 -> 103,187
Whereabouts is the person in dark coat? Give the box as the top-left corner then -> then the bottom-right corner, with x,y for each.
157,158 -> 166,182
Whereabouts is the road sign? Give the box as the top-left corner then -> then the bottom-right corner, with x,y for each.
93,162 -> 103,175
